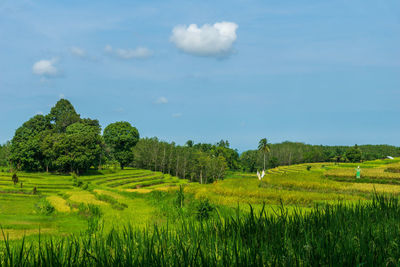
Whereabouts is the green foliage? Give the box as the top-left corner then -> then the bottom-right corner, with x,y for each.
0,142 -> 10,167
9,99 -> 103,173
240,142 -> 399,172
11,173 -> 18,185
175,185 -> 185,208
47,98 -> 81,133
346,144 -> 362,163
5,194 -> 400,265
35,199 -> 55,215
306,165 -> 312,171
133,137 -> 227,184
103,121 -> 139,169
196,198 -> 214,220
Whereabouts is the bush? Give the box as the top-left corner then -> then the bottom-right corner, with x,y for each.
35,199 -> 55,215
196,198 -> 214,221
306,165 -> 312,171
175,185 -> 185,208
12,173 -> 18,185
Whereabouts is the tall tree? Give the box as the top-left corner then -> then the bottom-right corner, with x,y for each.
258,138 -> 270,171
103,121 -> 139,169
48,99 -> 80,133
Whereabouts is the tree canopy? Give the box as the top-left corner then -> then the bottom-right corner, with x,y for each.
103,121 -> 139,169
9,99 -> 103,173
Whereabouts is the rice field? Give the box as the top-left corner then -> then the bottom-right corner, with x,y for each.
1,158 -> 400,243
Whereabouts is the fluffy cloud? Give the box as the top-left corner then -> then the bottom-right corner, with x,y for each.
32,58 -> 58,76
155,96 -> 168,104
170,22 -> 238,57
70,46 -> 87,58
105,45 -> 153,59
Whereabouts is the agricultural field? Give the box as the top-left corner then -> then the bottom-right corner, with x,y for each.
1,158 -> 400,242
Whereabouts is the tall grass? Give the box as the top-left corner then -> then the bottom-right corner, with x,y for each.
2,194 -> 400,266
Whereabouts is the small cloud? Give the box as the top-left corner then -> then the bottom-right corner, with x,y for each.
70,46 -> 86,58
115,107 -> 124,112
155,96 -> 168,104
36,111 -> 43,115
172,113 -> 182,118
32,58 -> 58,76
59,93 -> 65,99
105,45 -> 153,59
170,21 -> 238,57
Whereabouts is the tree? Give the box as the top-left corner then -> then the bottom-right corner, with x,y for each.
346,145 -> 362,163
10,99 -> 104,173
10,115 -> 51,171
258,138 -> 270,170
48,99 -> 81,133
103,122 -> 139,169
185,140 -> 194,147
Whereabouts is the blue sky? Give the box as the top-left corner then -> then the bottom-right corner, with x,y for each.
1,0 -> 399,151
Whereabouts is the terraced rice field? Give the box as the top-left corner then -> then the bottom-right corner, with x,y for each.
0,168 -> 187,240
2,158 -> 400,241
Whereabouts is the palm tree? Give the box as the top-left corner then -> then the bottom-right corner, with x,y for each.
258,138 -> 270,171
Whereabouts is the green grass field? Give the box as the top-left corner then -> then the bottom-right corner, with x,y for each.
1,158 -> 400,242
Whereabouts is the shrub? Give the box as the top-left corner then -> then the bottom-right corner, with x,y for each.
175,185 -> 185,208
306,165 -> 312,171
196,198 -> 214,221
35,199 -> 55,215
11,173 -> 18,185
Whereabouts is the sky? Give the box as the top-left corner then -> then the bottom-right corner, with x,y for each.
0,0 -> 399,151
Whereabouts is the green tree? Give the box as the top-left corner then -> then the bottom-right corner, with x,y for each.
10,115 -> 51,171
346,145 -> 362,163
48,99 -> 80,133
103,122 -> 139,169
258,138 -> 270,170
185,140 -> 194,147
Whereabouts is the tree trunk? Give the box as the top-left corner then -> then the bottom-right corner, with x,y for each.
263,153 -> 266,170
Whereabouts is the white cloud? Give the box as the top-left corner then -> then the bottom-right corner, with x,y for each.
105,45 -> 153,59
155,96 -> 168,104
170,22 -> 238,57
172,113 -> 182,118
32,58 -> 58,76
70,46 -> 87,58
59,94 -> 65,99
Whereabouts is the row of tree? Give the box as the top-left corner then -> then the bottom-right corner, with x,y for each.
132,138 -> 229,183
2,99 -> 399,179
240,141 -> 400,172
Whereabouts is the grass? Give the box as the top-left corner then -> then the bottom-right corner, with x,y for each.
3,194 -> 400,266
2,157 -> 400,256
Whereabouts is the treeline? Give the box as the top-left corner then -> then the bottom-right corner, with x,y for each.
240,141 -> 400,172
3,98 -> 400,178
132,138 -> 232,183
3,99 -> 236,184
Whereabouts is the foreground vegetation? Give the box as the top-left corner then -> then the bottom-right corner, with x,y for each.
3,194 -> 400,266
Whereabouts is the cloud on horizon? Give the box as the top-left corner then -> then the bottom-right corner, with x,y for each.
105,45 -> 153,59
170,22 -> 238,57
